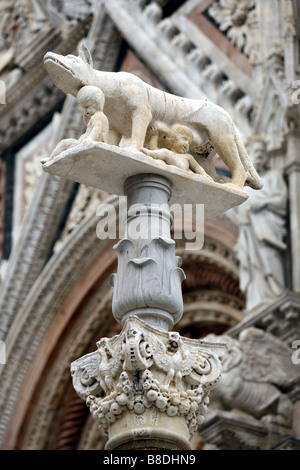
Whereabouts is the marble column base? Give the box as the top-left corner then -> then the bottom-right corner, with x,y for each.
105,411 -> 191,450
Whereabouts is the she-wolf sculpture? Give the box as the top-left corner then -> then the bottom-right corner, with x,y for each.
44,45 -> 263,191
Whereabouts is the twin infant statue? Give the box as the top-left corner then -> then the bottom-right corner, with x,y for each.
42,84 -> 213,181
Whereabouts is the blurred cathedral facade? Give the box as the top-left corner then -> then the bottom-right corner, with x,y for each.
0,0 -> 299,450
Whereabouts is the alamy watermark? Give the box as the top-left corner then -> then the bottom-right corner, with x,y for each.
291,340 -> 300,365
291,80 -> 300,105
96,197 -> 205,250
0,340 -> 6,365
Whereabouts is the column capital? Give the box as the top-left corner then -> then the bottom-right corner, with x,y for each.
71,315 -> 226,450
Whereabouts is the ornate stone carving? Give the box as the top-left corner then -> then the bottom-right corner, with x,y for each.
43,45 -> 263,190
0,11 -> 120,345
283,0 -> 297,38
208,0 -> 256,57
198,410 -> 294,450
226,292 -> 300,348
0,198 -> 118,447
205,327 -> 300,429
71,316 -> 226,444
0,12 -> 121,442
54,185 -> 107,250
0,14 -> 92,154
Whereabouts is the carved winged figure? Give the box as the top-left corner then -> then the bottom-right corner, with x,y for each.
43,45 -> 263,190
70,351 -> 102,400
151,332 -> 215,390
205,328 -> 300,428
96,337 -> 124,393
71,336 -> 124,400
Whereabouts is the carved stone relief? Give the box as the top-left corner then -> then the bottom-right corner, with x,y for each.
71,315 -> 226,445
205,327 -> 300,430
42,44 -> 263,192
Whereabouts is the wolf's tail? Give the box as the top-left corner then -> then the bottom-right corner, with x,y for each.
245,161 -> 264,190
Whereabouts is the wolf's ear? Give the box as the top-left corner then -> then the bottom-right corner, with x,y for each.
79,44 -> 93,67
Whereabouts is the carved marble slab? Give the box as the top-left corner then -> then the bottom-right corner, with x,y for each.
42,141 -> 248,220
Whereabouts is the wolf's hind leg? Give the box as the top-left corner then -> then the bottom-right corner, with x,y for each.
108,127 -> 121,146
207,118 -> 248,189
129,107 -> 152,150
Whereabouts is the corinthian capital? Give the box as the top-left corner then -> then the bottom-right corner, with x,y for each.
71,316 -> 226,448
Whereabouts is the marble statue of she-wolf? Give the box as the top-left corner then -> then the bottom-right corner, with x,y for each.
44,45 -> 263,190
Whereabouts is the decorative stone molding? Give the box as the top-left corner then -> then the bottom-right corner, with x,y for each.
13,115 -> 62,245
227,292 -> 300,346
272,437 -> 300,450
182,261 -> 241,294
199,410 -> 296,450
0,174 -> 75,342
20,285 -> 115,450
177,289 -> 244,336
54,185 -> 108,251
71,315 -> 226,449
0,0 -> 51,80
283,0 -> 297,39
0,16 -> 92,154
48,0 -> 96,37
111,237 -> 185,328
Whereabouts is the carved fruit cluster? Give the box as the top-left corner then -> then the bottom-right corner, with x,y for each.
86,368 -> 209,435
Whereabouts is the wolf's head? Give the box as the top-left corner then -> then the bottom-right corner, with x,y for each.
44,44 -> 95,97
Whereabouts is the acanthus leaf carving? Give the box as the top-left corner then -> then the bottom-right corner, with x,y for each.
111,237 -> 186,326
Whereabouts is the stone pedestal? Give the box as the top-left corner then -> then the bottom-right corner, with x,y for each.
111,173 -> 185,331
42,142 -> 249,449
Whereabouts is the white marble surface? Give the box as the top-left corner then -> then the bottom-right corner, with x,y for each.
42,141 -> 249,220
